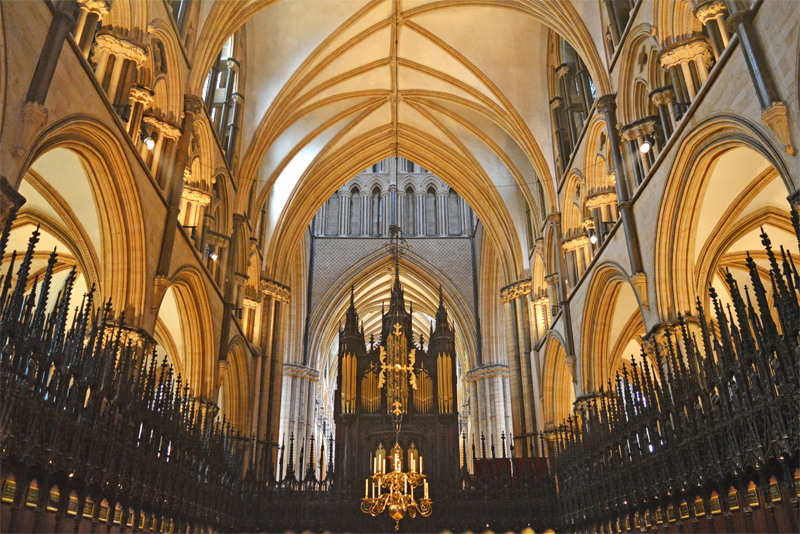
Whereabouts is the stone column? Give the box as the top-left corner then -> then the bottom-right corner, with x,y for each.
436,189 -> 448,236
620,125 -> 645,187
694,0 -> 729,59
380,189 -> 391,236
143,115 -> 182,186
650,86 -> 676,139
396,188 -> 405,232
658,37 -> 714,103
415,190 -> 426,236
256,280 -> 290,475
225,93 -> 244,165
217,58 -> 239,138
155,95 -> 202,279
74,0 -> 110,58
91,32 -> 148,105
596,95 -> 645,275
337,189 -> 351,236
25,1 -> 75,105
360,194 -> 370,236
127,85 -> 153,140
727,4 -> 796,154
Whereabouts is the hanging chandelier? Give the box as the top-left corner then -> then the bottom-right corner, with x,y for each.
361,442 -> 432,530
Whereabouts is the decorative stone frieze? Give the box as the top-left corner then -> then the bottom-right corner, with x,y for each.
584,190 -> 617,210
658,37 -> 714,70
500,278 -> 532,303
561,233 -> 590,252
242,297 -> 260,310
143,115 -> 182,139
182,186 -> 213,206
92,32 -> 148,65
261,278 -> 291,304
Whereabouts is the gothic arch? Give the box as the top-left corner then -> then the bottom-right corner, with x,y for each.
541,333 -> 575,426
146,19 -> 186,123
263,128 -> 524,287
103,0 -> 152,42
154,266 -> 217,399
616,25 -> 662,125
18,116 -> 147,324
653,0 -> 703,47
580,262 -> 646,394
655,114 -> 792,321
220,336 -> 252,432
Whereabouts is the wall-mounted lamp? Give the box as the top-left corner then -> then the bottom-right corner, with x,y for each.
639,136 -> 653,154
140,126 -> 155,150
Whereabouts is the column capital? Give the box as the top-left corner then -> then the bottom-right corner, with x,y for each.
92,31 -> 148,64
182,186 -> 213,206
260,278 -> 291,303
129,84 -> 154,106
465,364 -> 509,382
658,36 -> 713,69
555,63 -> 572,78
500,278 -> 532,303
337,189 -> 352,198
184,94 -> 205,116
143,114 -> 182,139
78,0 -> 111,16
649,86 -> 676,107
693,0 -> 727,25
594,93 -> 618,114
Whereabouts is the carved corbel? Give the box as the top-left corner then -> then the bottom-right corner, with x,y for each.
630,272 -> 648,310
761,102 -> 796,155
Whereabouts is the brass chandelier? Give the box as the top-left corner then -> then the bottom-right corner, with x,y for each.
361,441 -> 432,530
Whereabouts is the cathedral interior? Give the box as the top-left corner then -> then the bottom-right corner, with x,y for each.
0,0 -> 799,532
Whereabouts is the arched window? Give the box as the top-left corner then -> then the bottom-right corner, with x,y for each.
405,186 -> 415,235
203,34 -> 243,165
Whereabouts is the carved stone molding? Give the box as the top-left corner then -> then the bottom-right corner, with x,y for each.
182,186 -> 213,206
500,278 -> 532,303
129,84 -> 154,106
242,297 -> 260,310
620,117 -> 657,142
584,190 -> 617,210
282,362 -> 319,381
143,115 -> 182,139
762,101 -> 796,155
658,37 -> 713,69
465,364 -> 509,382
184,94 -> 205,116
78,0 -> 110,16
649,86 -> 676,107
93,32 -> 148,64
561,233 -> 590,252
261,278 -> 291,304
693,0 -> 727,25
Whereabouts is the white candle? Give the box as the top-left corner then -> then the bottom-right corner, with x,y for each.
411,458 -> 415,472
424,480 -> 428,499
365,479 -> 369,498
382,458 -> 386,473
419,456 -> 423,474
404,474 -> 408,493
